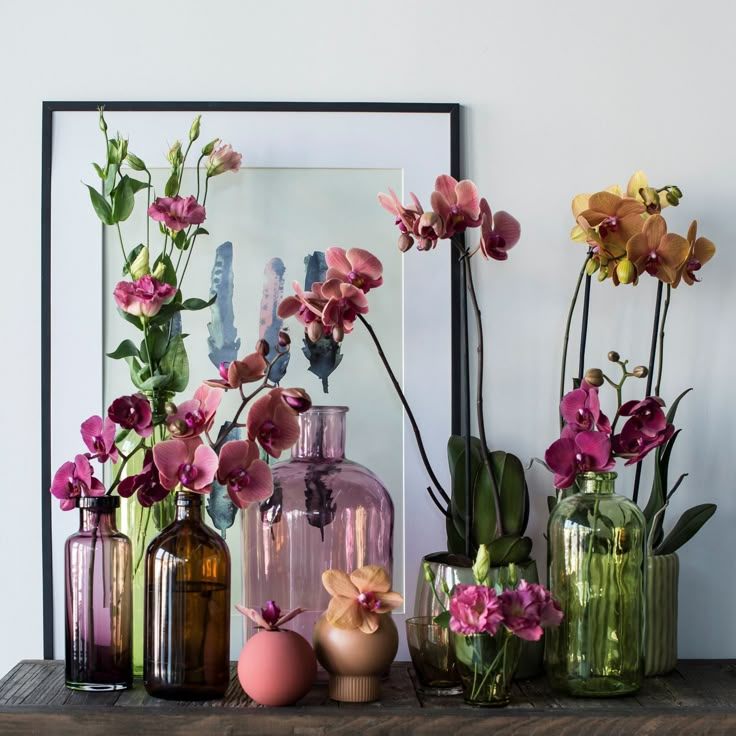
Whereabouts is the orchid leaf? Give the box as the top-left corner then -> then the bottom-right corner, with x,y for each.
159,334 -> 189,393
86,185 -> 113,226
492,450 -> 528,537
486,535 -> 532,566
446,512 -> 466,555
472,460 -> 496,547
107,339 -> 140,360
655,503 -> 717,555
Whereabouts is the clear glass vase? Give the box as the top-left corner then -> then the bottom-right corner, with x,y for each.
64,496 -> 132,691
242,406 -> 394,643
545,471 -> 645,696
144,491 -> 231,700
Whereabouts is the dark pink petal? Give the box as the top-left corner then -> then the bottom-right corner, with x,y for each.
560,389 -> 588,426
575,431 -> 614,469
189,444 -> 218,490
455,180 -> 481,220
491,211 -> 521,248
153,439 -> 190,490
50,460 -> 76,499
216,439 -> 258,483
544,437 -> 576,488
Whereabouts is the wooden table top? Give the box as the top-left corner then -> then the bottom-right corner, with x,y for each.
1,659 -> 735,735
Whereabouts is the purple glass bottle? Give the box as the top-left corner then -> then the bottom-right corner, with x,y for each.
65,496 -> 132,691
242,406 -> 394,642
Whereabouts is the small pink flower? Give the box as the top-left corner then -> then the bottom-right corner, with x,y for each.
378,187 -> 424,251
559,383 -> 611,435
117,449 -> 170,507
522,581 -> 564,629
204,352 -> 268,390
449,584 -> 503,636
499,585 -> 543,642
113,275 -> 177,318
430,175 -> 482,238
319,278 -> 370,342
107,393 -> 153,438
153,437 -> 218,492
206,142 -> 242,177
414,211 -> 445,250
50,454 -> 105,511
80,415 -> 119,463
246,388 -> 302,459
166,384 -> 223,438
478,198 -> 521,261
612,406 -> 674,465
545,430 -> 615,489
148,195 -> 206,232
216,439 -> 273,508
277,281 -> 328,341
326,247 -> 384,293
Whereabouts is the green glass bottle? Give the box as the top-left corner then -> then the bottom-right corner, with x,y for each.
545,471 -> 644,696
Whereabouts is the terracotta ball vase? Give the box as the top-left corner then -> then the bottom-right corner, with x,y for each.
237,629 -> 317,706
313,613 -> 399,702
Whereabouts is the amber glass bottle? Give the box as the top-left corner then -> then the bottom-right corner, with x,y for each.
144,490 -> 230,700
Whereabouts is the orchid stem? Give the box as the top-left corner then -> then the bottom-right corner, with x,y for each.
655,284 -> 671,397
357,313 -> 450,514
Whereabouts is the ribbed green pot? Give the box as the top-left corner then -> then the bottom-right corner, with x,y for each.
644,553 -> 679,676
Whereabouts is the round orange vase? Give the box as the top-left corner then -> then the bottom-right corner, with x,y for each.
313,613 -> 398,702
237,629 -> 317,706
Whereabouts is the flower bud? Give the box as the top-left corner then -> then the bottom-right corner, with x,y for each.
332,324 -> 345,343
254,338 -> 270,356
151,260 -> 167,281
201,138 -> 219,156
167,140 -> 183,166
398,233 -> 414,252
277,330 -> 291,347
189,114 -> 201,143
307,320 -> 324,342
597,265 -> 609,282
281,388 -> 312,414
616,258 -> 637,285
666,191 -> 680,206
117,135 -> 128,162
585,258 -> 600,276
129,245 -> 150,280
632,365 -> 648,378
164,401 -> 178,416
126,152 -> 147,171
584,368 -> 604,387
422,560 -> 436,584
98,108 -> 108,133
472,544 -> 490,586
672,185 -> 683,198
608,351 -> 620,362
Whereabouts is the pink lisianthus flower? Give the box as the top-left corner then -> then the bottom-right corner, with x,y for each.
449,584 -> 503,636
152,437 -> 218,492
216,439 -> 272,508
147,195 -> 206,232
203,352 -> 268,390
521,580 -> 564,629
246,388 -> 303,459
545,429 -> 615,489
325,247 -> 384,293
113,275 -> 177,319
166,383 -> 223,438
319,278 -> 370,342
499,584 -> 544,641
206,142 -> 242,177
277,281 -> 328,342
478,198 -> 521,261
430,175 -> 482,238
80,415 -> 119,463
117,449 -> 170,507
50,454 -> 105,510
559,382 -> 611,435
107,393 -> 153,438
377,187 -> 424,251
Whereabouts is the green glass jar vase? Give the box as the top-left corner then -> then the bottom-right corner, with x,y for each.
545,471 -> 645,697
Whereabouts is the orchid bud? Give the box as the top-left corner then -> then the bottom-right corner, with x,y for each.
126,152 -> 147,172
164,401 -> 178,416
281,388 -> 312,414
189,115 -> 201,143
585,258 -> 600,276
472,544 -> 490,586
672,185 -> 683,199
597,265 -> 609,282
332,325 -> 344,343
584,368 -> 604,387
129,245 -> 150,280
608,351 -> 620,362
254,339 -> 269,357
616,258 -> 637,285
307,321 -> 324,342
666,191 -> 680,206
278,330 -> 291,347
171,419 -> 188,435
632,365 -> 649,378
398,233 -> 414,252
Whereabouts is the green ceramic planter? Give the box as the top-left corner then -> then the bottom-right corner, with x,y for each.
644,553 -> 679,676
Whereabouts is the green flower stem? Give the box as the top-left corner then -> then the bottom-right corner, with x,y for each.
106,439 -> 146,495
655,285 -> 671,397
357,313 -> 451,515
178,176 -> 210,290
115,222 -> 131,275
145,169 -> 152,248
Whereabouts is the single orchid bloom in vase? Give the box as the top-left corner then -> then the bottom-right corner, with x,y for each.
80,415 -> 119,463
152,437 -> 218,493
50,454 -> 105,510
216,439 -> 273,508
235,600 -> 306,631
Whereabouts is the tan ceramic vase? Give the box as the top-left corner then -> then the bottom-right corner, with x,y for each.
313,613 -> 398,702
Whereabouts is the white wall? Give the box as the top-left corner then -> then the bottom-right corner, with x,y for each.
2,0 -> 733,677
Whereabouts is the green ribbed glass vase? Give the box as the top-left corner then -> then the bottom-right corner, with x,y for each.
545,471 -> 645,697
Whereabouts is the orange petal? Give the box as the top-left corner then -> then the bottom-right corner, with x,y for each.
626,232 -> 650,269
322,569 -> 359,598
325,596 -> 362,630
643,213 -> 667,249
350,565 -> 391,594
659,233 -> 690,270
694,237 -> 716,266
571,193 -> 591,218
616,197 -> 646,219
587,190 -> 621,216
358,611 -> 380,634
375,591 -> 403,612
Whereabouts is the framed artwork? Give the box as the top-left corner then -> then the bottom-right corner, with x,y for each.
42,101 -> 461,659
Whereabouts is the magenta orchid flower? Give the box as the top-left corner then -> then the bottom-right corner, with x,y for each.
166,383 -> 223,438
206,142 -> 242,177
113,275 -> 177,319
545,430 -> 615,489
478,198 -> 521,261
246,388 -> 303,459
559,382 -> 611,435
117,449 -> 170,507
612,397 -> 674,465
325,247 -> 384,293
319,278 -> 370,342
430,175 -> 482,238
107,393 -> 153,438
216,439 -> 272,508
50,454 -> 105,510
234,601 -> 306,631
204,352 -> 268,390
80,415 -> 119,463
152,437 -> 218,492
147,195 -> 206,232
449,583 -> 504,636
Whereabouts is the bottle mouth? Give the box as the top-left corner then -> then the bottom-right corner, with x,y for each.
76,496 -> 120,510
303,406 -> 349,415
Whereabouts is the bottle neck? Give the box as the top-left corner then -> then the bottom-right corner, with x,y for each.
175,490 -> 203,521
79,507 -> 118,533
292,407 -> 347,461
579,471 -> 617,495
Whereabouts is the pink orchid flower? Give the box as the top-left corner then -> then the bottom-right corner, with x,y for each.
414,211 -> 445,250
545,430 -> 615,489
325,247 -> 384,293
449,583 -> 503,636
166,383 -> 223,438
117,449 -> 170,507
206,142 -> 242,177
234,601 -> 306,631
204,352 -> 268,390
478,198 -> 521,261
113,275 -> 177,319
612,397 -> 674,465
107,393 -> 153,438
377,187 -> 424,251
148,195 -> 206,232
216,439 -> 273,508
319,278 -> 370,342
430,175 -> 482,238
277,281 -> 328,342
246,388 -> 302,459
559,383 -> 611,435
50,454 -> 105,511
80,415 -> 119,463
152,437 -> 218,492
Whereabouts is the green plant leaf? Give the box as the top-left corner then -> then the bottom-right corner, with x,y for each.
103,162 -> 118,197
92,162 -> 105,179
112,175 -> 135,222
116,307 -> 144,331
665,387 -> 693,424
138,374 -> 173,391
472,461 -> 496,547
124,355 -> 145,389
492,450 -> 528,537
164,172 -> 179,197
159,334 -> 189,393
448,435 -> 483,537
486,535 -> 532,566
126,177 -> 150,194
106,339 -> 140,360
445,513 -> 466,555
152,253 -> 177,287
191,227 -> 209,237
433,611 -> 451,629
173,229 -> 187,250
655,503 -> 717,555
85,185 -> 113,226
181,295 -> 217,311
123,244 -> 145,276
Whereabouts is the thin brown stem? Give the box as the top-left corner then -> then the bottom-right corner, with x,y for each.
655,284 -> 671,397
